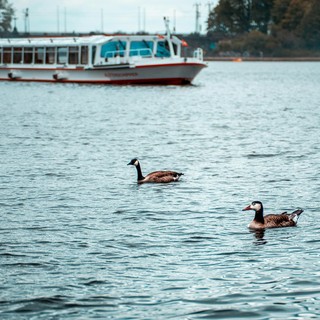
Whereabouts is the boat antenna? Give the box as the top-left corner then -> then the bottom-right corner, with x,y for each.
163,17 -> 175,57
163,16 -> 171,38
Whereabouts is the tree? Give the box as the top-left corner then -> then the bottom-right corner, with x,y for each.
271,0 -> 315,49
251,0 -> 274,33
207,0 -> 274,36
300,0 -> 320,49
207,0 -> 251,35
271,0 -> 291,25
0,0 -> 14,32
207,0 -> 320,55
279,0 -> 310,32
208,0 -> 237,35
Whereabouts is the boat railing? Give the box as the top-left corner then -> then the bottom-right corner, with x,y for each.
104,50 -> 126,59
193,48 -> 204,61
129,48 -> 153,58
104,48 -> 153,60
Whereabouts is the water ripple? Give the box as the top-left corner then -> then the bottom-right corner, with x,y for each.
0,63 -> 320,319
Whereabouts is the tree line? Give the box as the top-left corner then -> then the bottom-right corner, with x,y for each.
207,0 -> 320,56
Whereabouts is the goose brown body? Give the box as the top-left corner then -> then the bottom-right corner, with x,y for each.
127,159 -> 183,184
243,201 -> 303,229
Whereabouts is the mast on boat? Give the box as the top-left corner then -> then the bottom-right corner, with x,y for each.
163,16 -> 175,57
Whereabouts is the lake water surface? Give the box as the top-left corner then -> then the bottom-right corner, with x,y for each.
0,62 -> 320,319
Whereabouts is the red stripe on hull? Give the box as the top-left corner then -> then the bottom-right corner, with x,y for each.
0,77 -> 192,85
136,62 -> 206,69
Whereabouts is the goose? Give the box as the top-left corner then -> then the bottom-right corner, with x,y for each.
127,158 -> 184,183
242,201 -> 303,229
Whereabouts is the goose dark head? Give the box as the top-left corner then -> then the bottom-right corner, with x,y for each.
242,201 -> 263,212
127,158 -> 139,166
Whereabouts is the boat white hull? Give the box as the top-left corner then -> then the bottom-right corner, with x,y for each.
0,62 -> 206,85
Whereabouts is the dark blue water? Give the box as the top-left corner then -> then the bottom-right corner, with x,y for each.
1,62 -> 320,319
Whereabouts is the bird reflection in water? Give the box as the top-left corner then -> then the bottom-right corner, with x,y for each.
250,229 -> 267,245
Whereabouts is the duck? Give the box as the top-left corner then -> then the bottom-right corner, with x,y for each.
127,158 -> 184,184
242,201 -> 303,229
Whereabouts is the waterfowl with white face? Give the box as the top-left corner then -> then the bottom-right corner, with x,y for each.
127,158 -> 184,184
242,201 -> 303,229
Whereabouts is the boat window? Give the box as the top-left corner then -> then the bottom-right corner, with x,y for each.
35,47 -> 45,64
129,41 -> 153,57
172,42 -> 178,55
92,46 -> 96,64
13,47 -> 23,63
69,46 -> 79,65
46,47 -> 55,64
100,41 -> 126,58
57,47 -> 68,64
24,47 -> 33,64
156,41 -> 170,57
3,47 -> 12,64
80,46 -> 88,65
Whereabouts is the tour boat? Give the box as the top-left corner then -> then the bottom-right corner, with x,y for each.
0,19 -> 207,85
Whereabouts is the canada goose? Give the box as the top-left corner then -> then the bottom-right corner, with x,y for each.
242,201 -> 303,229
127,158 -> 183,183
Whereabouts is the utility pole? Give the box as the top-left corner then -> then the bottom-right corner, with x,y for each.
23,8 -> 30,33
137,7 -> 146,33
143,7 -> 146,32
101,8 -> 104,32
194,2 -> 201,34
13,16 -> 17,32
64,7 -> 67,33
57,6 -> 60,33
173,9 -> 176,33
138,6 -> 141,32
206,1 -> 214,31
207,1 -> 214,14
0,9 -> 5,23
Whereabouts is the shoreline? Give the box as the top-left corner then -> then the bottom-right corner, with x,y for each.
204,57 -> 320,62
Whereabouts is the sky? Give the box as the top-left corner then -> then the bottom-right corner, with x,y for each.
13,0 -> 218,35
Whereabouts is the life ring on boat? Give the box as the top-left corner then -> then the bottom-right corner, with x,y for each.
53,72 -> 68,81
8,71 -> 21,80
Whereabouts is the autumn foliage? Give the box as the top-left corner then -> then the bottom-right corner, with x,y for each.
207,0 -> 320,56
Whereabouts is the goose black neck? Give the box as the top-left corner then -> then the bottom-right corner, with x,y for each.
254,207 -> 264,224
135,162 -> 145,181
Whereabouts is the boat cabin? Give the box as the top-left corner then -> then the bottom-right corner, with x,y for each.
0,35 -> 183,69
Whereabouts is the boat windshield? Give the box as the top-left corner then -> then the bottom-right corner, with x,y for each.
156,41 -> 171,57
129,41 -> 153,57
101,41 -> 126,58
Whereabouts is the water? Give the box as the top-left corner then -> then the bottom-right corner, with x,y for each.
0,62 -> 319,319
